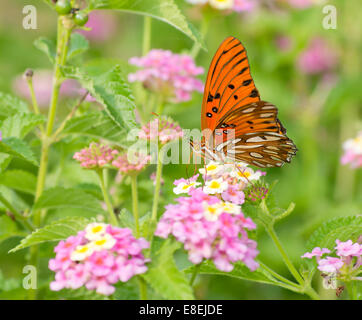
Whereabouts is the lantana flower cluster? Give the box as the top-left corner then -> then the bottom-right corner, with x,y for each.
128,49 -> 204,102
302,239 -> 362,284
155,161 -> 264,272
341,131 -> 362,169
173,161 -> 265,202
49,223 -> 149,296
112,152 -> 151,175
138,117 -> 184,144
73,143 -> 119,169
185,0 -> 257,13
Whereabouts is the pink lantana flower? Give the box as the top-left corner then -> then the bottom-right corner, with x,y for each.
76,11 -> 118,43
138,117 -> 183,144
128,50 -> 204,103
49,223 -> 149,296
340,131 -> 362,169
301,247 -> 331,259
155,188 -> 259,272
112,152 -> 151,175
317,257 -> 344,273
73,142 -> 119,169
297,37 -> 338,75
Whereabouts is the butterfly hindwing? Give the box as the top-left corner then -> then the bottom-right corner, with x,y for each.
201,37 -> 260,134
215,101 -> 297,168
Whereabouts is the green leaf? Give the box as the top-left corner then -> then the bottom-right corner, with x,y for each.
0,215 -> 26,244
67,33 -> 89,60
33,37 -> 56,64
61,65 -> 138,131
0,137 -> 38,166
0,92 -> 29,119
184,260 -> 281,286
33,187 -> 105,214
61,111 -> 130,147
307,216 -> 362,251
9,216 -> 90,252
143,239 -> 195,300
90,0 -> 204,48
0,113 -> 45,139
0,170 -> 37,195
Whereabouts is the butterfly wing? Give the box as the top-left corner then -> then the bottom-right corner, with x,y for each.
201,36 -> 260,137
215,101 -> 297,168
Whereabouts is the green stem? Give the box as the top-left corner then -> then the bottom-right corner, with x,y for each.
147,148 -> 163,243
142,16 -> 151,56
130,174 -> 140,237
97,169 -> 118,226
33,17 -> 72,225
259,262 -> 300,289
25,75 -> 43,134
346,281 -> 358,300
190,263 -> 202,286
0,193 -> 34,231
265,226 -> 304,286
151,148 -> 163,223
138,277 -> 148,300
190,13 -> 210,59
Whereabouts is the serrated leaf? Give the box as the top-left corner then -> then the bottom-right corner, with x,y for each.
90,0 -> 204,48
184,260 -> 280,286
33,187 -> 105,214
61,65 -> 138,131
143,239 -> 194,300
0,170 -> 36,195
0,92 -> 29,119
67,33 -> 89,60
0,137 -> 38,166
0,113 -> 45,139
307,216 -> 362,251
9,216 -> 90,252
33,37 -> 56,63
61,111 -> 130,147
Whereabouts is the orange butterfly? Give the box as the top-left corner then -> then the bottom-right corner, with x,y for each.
191,36 -> 297,168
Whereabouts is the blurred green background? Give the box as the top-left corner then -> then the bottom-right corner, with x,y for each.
0,0 -> 361,299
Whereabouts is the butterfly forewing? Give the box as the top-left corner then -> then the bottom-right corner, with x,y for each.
200,36 -> 297,168
201,36 -> 260,135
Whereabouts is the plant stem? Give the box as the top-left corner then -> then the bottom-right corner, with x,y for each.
97,169 -> 118,226
190,263 -> 202,286
0,193 -> 34,231
142,16 -> 151,56
265,226 -> 304,286
259,262 -> 300,289
26,77 -> 41,115
346,281 -> 358,300
190,13 -> 210,59
34,17 -> 72,225
130,174 -> 140,237
150,148 -> 163,223
138,277 -> 148,300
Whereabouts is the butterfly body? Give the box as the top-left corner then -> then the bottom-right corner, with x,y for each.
195,36 -> 297,168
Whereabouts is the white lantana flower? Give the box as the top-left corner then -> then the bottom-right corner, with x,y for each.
221,201 -> 241,215
85,223 -> 107,241
199,161 -> 224,176
209,0 -> 234,10
185,0 -> 208,4
203,202 -> 224,221
204,178 -> 228,194
230,166 -> 261,183
70,244 -> 94,261
90,234 -> 117,251
173,181 -> 202,194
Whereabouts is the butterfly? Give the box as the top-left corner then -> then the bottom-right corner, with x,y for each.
190,36 -> 297,168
